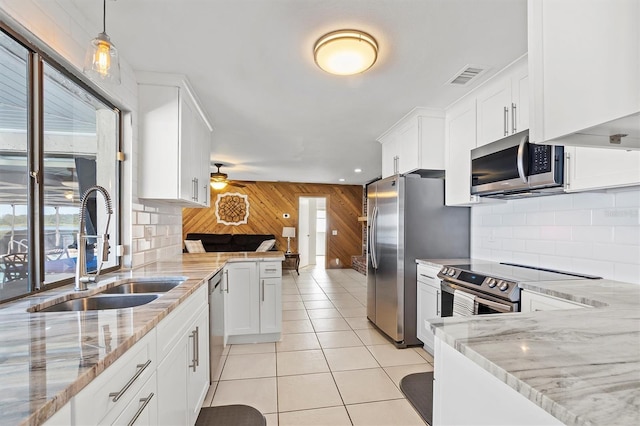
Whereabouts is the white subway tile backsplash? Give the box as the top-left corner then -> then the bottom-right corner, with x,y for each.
471,189 -> 640,284
554,210 -> 591,226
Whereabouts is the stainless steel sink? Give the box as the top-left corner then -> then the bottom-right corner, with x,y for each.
100,280 -> 183,294
33,294 -> 159,312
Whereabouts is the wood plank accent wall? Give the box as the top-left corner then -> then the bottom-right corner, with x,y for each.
182,182 -> 364,269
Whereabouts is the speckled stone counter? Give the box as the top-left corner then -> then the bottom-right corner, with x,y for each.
429,278 -> 640,426
0,252 -> 284,426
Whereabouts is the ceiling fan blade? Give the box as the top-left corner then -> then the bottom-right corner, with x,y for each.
229,181 -> 246,188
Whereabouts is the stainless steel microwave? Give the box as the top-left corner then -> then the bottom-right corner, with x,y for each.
471,130 -> 564,198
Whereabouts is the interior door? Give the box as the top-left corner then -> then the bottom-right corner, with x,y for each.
374,177 -> 401,341
298,198 -> 310,267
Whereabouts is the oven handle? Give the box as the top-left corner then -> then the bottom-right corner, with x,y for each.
441,280 -> 514,313
474,295 -> 514,313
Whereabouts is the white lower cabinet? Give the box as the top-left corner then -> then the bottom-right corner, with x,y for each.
520,289 -> 589,312
224,260 -> 282,344
156,285 -> 209,425
416,264 -> 442,354
433,337 -> 563,425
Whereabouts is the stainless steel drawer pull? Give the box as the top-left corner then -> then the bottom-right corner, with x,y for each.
261,279 -> 265,302
189,330 -> 197,372
264,268 -> 277,272
195,326 -> 200,367
420,274 -> 435,280
109,360 -> 152,402
127,392 -> 154,426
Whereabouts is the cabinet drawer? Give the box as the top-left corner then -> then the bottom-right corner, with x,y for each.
156,285 -> 207,361
75,331 -> 156,425
106,373 -> 157,425
259,262 -> 281,278
417,264 -> 442,288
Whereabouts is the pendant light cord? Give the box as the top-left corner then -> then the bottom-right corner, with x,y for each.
102,0 -> 106,33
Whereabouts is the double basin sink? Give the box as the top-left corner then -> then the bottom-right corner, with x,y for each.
29,278 -> 186,313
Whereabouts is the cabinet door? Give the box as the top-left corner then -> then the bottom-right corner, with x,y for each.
180,91 -> 199,203
528,0 -> 639,143
397,120 -> 420,174
511,62 -> 529,135
419,116 -> 446,170
260,277 -> 282,334
156,334 -> 189,426
198,120 -> 212,207
381,136 -> 398,178
565,146 -> 640,192
445,99 -> 479,206
188,308 -> 210,425
476,77 -> 511,147
416,282 -> 439,352
225,262 -> 259,335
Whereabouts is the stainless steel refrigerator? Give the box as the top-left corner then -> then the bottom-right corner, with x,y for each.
367,175 -> 470,347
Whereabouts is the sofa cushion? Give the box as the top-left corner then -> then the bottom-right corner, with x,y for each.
184,240 -> 206,253
185,233 -> 277,252
255,239 -> 276,252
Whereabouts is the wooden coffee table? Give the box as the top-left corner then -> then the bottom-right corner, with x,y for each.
283,252 -> 300,275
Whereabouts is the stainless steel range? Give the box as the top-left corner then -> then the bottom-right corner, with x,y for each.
437,261 -> 600,316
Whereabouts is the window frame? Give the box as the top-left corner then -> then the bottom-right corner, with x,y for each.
0,22 -> 122,302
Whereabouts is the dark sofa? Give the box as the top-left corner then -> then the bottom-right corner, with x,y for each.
185,233 -> 277,252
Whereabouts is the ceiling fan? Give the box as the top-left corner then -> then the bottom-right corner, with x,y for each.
210,163 -> 246,190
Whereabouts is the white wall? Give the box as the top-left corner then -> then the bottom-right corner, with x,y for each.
0,1 -> 184,268
471,187 -> 640,284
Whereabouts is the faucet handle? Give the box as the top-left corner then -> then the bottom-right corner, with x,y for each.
101,234 -> 110,262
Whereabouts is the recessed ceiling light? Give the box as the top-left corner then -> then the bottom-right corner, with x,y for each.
314,30 -> 378,76
339,178 -> 345,182
354,168 -> 362,173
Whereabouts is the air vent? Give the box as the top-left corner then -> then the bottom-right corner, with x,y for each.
446,65 -> 488,86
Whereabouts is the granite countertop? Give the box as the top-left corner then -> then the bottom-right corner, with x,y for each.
0,251 -> 284,426
429,278 -> 640,426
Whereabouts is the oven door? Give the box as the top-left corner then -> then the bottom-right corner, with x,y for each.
440,280 -> 517,316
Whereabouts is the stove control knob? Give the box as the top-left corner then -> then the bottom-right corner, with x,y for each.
441,267 -> 449,275
487,278 -> 497,288
499,282 -> 510,292
448,269 -> 456,277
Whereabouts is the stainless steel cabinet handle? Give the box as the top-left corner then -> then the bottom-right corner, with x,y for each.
564,151 -> 571,190
127,392 -> 154,426
503,106 -> 509,136
109,360 -> 152,402
420,274 -> 435,280
224,270 -> 229,293
265,268 -> 277,272
511,103 -> 517,133
261,279 -> 265,302
436,290 -> 441,316
195,326 -> 200,367
189,330 -> 197,372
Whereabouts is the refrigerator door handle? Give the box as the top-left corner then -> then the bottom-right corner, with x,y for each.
369,206 -> 378,269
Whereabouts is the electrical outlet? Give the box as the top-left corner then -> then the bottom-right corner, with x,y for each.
335,258 -> 340,265
144,226 -> 153,241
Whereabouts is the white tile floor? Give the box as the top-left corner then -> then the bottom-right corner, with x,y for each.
202,266 -> 433,425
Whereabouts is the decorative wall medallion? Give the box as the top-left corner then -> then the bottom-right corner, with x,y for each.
215,193 -> 250,225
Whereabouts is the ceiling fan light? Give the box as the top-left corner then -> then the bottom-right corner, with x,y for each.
314,30 -> 378,76
211,181 -> 228,190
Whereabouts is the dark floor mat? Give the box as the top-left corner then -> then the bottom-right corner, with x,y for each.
195,405 -> 266,426
400,372 -> 433,425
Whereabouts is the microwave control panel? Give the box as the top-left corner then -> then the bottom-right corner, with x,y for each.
530,144 -> 552,175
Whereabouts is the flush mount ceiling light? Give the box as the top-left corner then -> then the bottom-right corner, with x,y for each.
83,0 -> 121,84
313,30 -> 378,76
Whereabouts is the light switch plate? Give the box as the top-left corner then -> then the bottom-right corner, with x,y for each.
332,230 -> 338,235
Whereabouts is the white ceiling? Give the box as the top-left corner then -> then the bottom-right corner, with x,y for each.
64,0 -> 527,185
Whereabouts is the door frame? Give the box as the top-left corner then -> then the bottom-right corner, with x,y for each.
296,193 -> 330,270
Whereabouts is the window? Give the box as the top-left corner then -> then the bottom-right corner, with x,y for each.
0,28 -> 120,302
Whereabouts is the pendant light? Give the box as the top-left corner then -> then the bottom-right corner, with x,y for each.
83,0 -> 121,84
314,30 -> 378,76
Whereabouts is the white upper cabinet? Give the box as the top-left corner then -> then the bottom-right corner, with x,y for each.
137,72 -> 213,207
528,0 -> 640,149
445,97 -> 479,206
378,107 -> 445,178
476,56 -> 528,147
564,146 -> 640,192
